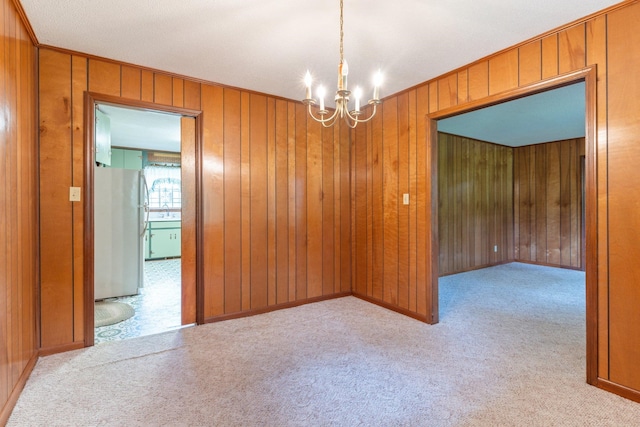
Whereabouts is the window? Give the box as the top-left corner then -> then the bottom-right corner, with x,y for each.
145,165 -> 181,209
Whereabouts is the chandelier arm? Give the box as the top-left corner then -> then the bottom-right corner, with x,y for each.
306,103 -> 341,126
343,103 -> 379,125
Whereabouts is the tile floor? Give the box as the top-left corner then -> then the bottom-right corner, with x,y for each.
95,258 -> 182,344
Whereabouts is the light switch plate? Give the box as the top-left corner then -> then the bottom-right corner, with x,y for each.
403,193 -> 409,205
69,187 -> 81,202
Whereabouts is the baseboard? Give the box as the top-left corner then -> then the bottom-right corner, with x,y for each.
596,378 -> 640,404
438,260 -> 514,277
352,293 -> 430,323
39,341 -> 85,357
513,259 -> 585,272
204,292 -> 352,324
0,351 -> 38,426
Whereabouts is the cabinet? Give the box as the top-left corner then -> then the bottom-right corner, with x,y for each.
95,109 -> 111,165
145,221 -> 181,259
110,148 -> 142,170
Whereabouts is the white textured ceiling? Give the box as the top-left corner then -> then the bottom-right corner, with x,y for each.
22,0 -> 619,102
23,1 -> 614,147
97,104 -> 181,153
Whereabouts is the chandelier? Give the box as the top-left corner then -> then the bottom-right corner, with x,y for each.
302,0 -> 382,129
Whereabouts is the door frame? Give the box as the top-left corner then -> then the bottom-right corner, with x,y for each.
425,66 -> 598,384
83,92 -> 204,346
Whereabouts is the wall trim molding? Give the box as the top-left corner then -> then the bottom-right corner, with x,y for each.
11,0 -> 38,45
426,66 -> 599,384
0,352 -> 38,425
83,92 -> 204,347
204,292 -> 353,324
597,378 -> 640,404
352,293 -> 431,324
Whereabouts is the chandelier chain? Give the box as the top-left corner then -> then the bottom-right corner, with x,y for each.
339,0 -> 344,63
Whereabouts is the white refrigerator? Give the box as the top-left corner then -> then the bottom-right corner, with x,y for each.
94,167 -> 147,300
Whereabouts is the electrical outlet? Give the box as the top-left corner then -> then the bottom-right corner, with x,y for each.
69,187 -> 81,202
493,245 -> 498,253
403,193 -> 409,205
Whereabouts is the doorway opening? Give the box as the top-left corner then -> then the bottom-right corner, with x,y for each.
93,103 -> 183,344
426,68 -> 598,383
85,93 -> 202,347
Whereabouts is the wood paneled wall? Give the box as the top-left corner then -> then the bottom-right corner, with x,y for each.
352,92 -> 429,318
38,48 -> 351,351
438,134 -> 513,276
607,2 -> 640,393
352,0 -> 640,398
514,139 -> 585,269
0,0 -> 38,423
27,0 -> 640,403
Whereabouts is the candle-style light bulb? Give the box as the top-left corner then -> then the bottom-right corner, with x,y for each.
338,60 -> 349,90
354,86 -> 362,112
317,85 -> 326,111
373,71 -> 383,100
304,71 -> 312,100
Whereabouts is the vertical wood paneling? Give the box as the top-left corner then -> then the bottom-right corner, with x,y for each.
250,94 -> 269,309
607,1 -> 640,391
428,82 -> 438,113
457,70 -> 469,104
354,123 -> 368,294
267,99 -> 277,306
88,59 -> 119,96
541,34 -> 559,78
223,89 -> 242,313
39,49 -> 74,348
180,117 -> 198,325
397,93 -> 410,310
140,70 -> 154,102
546,143 -> 561,265
519,40 -> 541,86
183,80 -> 201,110
322,125 -> 335,296
240,92 -> 252,310
0,1 -> 38,421
489,50 -> 519,95
287,102 -> 297,301
468,61 -> 489,101
415,85 -> 429,317
559,24 -> 586,74
535,144 -> 548,263
371,109 -> 384,301
586,14 -> 609,379
513,139 -> 584,269
172,77 -> 184,108
437,134 -> 513,276
294,104 -> 308,301
332,126 -> 341,294
275,100 -> 289,303
408,90 -> 418,311
153,73 -> 172,105
438,74 -> 457,110
120,66 -> 141,100
71,56 -> 87,343
340,121 -> 351,293
202,84 -> 225,317
365,116 -> 373,296
383,99 -> 399,305
306,118 -> 323,299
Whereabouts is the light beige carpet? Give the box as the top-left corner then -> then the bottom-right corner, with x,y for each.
9,263 -> 640,426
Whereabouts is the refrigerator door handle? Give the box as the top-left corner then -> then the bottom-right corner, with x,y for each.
140,172 -> 150,237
